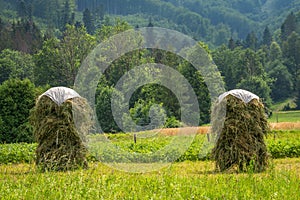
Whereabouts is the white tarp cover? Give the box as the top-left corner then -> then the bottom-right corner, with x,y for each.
218,89 -> 259,104
39,87 -> 81,105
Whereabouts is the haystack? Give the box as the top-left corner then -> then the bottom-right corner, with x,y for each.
211,89 -> 269,172
30,87 -> 92,171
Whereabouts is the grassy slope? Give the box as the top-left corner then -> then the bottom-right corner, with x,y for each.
0,159 -> 299,199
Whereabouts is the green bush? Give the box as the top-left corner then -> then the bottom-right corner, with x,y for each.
164,116 -> 182,128
0,143 -> 36,164
0,78 -> 36,143
268,140 -> 300,158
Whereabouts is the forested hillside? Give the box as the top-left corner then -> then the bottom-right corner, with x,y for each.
1,0 -> 300,142
1,0 -> 300,45
76,0 -> 300,44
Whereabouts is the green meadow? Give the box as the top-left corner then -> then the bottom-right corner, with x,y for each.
268,111 -> 300,123
0,158 -> 299,199
1,130 -> 300,199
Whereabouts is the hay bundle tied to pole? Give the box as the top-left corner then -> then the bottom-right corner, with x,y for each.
31,87 -> 93,171
211,89 -> 269,172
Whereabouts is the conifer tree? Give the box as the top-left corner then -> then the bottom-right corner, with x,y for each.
245,32 -> 258,50
228,37 -> 235,50
17,0 -> 27,19
60,0 -> 71,31
262,26 -> 272,46
83,8 -> 95,34
281,12 -> 297,41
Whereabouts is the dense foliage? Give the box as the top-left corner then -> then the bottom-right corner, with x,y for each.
0,79 -> 37,143
0,143 -> 36,164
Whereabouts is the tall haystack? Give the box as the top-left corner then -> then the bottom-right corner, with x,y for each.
30,87 -> 92,171
211,89 -> 269,172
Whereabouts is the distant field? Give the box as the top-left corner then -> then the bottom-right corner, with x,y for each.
268,111 -> 300,123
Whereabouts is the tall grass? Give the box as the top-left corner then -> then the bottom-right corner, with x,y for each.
0,159 -> 299,199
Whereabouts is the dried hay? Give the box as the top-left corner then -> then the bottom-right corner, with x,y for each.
270,122 -> 300,130
30,95 -> 92,171
211,94 -> 269,172
154,127 -> 209,136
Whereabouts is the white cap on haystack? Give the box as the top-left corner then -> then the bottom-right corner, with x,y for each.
218,89 -> 259,104
39,87 -> 81,106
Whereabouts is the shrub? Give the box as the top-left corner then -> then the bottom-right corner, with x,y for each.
0,78 -> 36,143
164,116 -> 182,128
268,140 -> 300,159
0,143 -> 36,164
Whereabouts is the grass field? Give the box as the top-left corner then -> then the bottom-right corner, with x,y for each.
1,130 -> 300,199
0,158 -> 300,199
268,111 -> 300,123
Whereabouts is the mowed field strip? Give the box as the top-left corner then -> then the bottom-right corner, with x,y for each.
156,111 -> 300,135
156,122 -> 300,136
